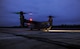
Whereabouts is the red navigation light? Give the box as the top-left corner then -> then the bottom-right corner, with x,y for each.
30,18 -> 32,21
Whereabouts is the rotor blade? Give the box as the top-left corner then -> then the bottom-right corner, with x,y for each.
11,12 -> 28,14
10,12 -> 20,14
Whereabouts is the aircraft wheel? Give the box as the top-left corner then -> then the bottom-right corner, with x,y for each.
30,28 -> 33,30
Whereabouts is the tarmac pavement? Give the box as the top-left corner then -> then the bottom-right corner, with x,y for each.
0,28 -> 80,49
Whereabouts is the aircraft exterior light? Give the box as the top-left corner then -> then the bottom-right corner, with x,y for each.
30,18 -> 33,21
29,12 -> 32,16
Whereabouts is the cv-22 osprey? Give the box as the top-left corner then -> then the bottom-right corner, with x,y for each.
13,11 -> 53,30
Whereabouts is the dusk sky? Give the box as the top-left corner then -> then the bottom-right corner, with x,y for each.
0,0 -> 80,26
